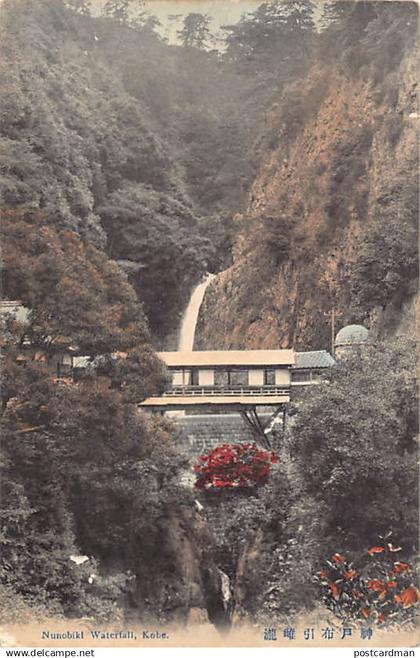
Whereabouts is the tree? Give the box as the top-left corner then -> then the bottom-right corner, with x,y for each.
94,347 -> 168,403
288,338 -> 418,553
0,356 -> 202,617
0,360 -> 96,612
319,0 -> 354,31
223,0 -> 316,68
177,13 -> 212,49
0,473 -> 89,613
103,0 -> 144,23
345,215 -> 418,316
131,13 -> 161,35
319,1 -> 417,78
1,210 -> 150,356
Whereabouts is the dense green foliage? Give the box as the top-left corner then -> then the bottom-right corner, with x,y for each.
0,203 -> 197,621
0,0 -> 211,339
98,185 -> 207,334
0,0 -> 418,629
214,339 -> 418,623
289,339 -> 418,551
0,0 -> 322,341
0,356 -> 195,619
223,0 -> 316,70
346,215 -> 418,318
2,209 -> 152,356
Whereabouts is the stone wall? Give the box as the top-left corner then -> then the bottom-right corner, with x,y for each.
173,414 -> 259,543
174,413 -> 257,459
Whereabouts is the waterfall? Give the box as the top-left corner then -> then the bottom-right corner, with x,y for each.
178,273 -> 215,352
176,274 -> 234,629
167,274 -> 214,419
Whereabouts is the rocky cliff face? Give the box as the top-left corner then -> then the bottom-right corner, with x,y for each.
131,505 -> 227,628
196,46 -> 418,351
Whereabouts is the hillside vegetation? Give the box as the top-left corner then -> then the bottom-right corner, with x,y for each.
0,0 -> 234,624
197,1 -> 418,350
0,0 -> 418,631
0,0 -> 231,340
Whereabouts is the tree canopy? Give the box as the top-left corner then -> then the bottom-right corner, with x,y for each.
177,13 -> 212,49
1,210 -> 150,356
288,338 -> 418,552
0,355 -> 194,617
223,0 -> 316,69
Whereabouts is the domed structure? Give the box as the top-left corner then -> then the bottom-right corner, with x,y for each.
335,324 -> 370,358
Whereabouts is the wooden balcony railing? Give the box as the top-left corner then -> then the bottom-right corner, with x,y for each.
162,385 -> 290,397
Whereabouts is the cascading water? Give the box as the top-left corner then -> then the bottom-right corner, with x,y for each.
167,273 -> 215,420
178,273 -> 215,352
175,272 -> 234,627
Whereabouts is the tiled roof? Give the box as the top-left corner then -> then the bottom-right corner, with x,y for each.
293,350 -> 335,370
158,350 -> 295,367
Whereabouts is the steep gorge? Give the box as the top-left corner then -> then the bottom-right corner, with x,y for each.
196,16 -> 418,351
1,0 -> 418,631
0,0 -> 254,345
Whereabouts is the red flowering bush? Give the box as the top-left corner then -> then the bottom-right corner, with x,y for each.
193,442 -> 278,490
316,537 -> 419,626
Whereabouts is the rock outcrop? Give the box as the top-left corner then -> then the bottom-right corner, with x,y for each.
197,44 -> 418,351
131,504 -> 227,628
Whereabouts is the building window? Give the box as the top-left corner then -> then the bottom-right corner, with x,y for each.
172,369 -> 190,386
292,370 -> 312,383
264,369 -> 275,385
198,369 -> 214,386
214,369 -> 229,386
229,369 -> 249,386
214,369 -> 249,386
191,368 -> 199,386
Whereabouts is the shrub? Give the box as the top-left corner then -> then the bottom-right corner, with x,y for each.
193,442 -> 278,490
316,538 -> 419,627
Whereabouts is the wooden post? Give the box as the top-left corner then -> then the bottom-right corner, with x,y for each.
324,308 -> 343,357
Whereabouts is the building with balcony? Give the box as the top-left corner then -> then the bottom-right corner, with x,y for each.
140,349 -> 295,412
